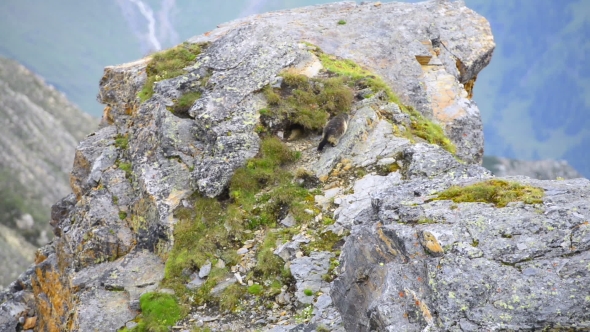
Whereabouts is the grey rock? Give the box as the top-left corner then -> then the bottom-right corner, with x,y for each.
330,172 -> 402,231
274,234 -> 309,262
290,252 -> 333,305
187,273 -> 205,290
280,213 -> 297,228
332,170 -> 590,330
198,260 -> 212,278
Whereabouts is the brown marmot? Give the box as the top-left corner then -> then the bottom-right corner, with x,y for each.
318,113 -> 349,151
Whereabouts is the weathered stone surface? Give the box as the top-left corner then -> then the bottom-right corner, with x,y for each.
332,170 -> 590,331
290,252 -> 333,306
71,250 -> 164,331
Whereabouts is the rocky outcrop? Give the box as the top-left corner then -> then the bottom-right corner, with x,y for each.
331,146 -> 590,331
483,155 -> 584,180
6,1 -> 588,332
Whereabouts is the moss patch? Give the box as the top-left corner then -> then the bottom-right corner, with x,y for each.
130,292 -> 183,332
138,42 -> 205,102
434,179 -> 544,208
169,90 -> 202,115
114,134 -> 129,150
116,161 -> 133,179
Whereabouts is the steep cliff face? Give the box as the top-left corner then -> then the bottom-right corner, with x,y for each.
2,1 -> 588,331
0,57 -> 98,289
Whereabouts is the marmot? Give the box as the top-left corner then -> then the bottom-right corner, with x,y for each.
317,113 -> 349,151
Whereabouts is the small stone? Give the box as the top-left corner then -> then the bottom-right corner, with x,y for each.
280,213 -> 296,227
237,248 -> 249,255
199,260 -> 212,278
248,280 -> 253,286
304,209 -> 314,215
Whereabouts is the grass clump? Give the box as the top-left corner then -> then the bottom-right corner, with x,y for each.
337,20 -> 346,25
247,284 -> 264,295
116,161 -> 133,179
262,71 -> 353,131
303,289 -> 313,296
139,42 -> 205,102
132,292 -> 183,332
163,137 -> 312,309
302,230 -> 345,256
433,179 -> 544,208
169,90 -> 202,115
114,134 -> 128,150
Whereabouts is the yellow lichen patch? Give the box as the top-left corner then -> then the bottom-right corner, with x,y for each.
415,55 -> 432,66
31,266 -> 73,332
35,250 -> 48,264
419,231 -> 444,257
404,288 -> 434,326
376,223 -> 403,258
433,179 -> 544,208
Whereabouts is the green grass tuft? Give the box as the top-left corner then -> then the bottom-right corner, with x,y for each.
138,42 -> 205,102
114,134 -> 129,150
262,70 -> 353,131
337,20 -> 346,25
303,289 -> 313,296
117,161 -> 133,179
134,292 -> 183,332
169,90 -> 202,115
434,179 -> 544,208
247,284 -> 264,295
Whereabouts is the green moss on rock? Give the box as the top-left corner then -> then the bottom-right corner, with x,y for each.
131,292 -> 183,332
138,42 -> 205,102
434,179 -> 544,208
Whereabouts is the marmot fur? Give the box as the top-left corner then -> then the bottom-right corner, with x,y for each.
318,113 -> 349,151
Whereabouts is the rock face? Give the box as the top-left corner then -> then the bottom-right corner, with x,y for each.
4,1 -> 588,332
483,156 -> 584,180
0,57 -> 98,289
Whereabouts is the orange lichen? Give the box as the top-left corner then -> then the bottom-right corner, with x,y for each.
31,266 -> 74,332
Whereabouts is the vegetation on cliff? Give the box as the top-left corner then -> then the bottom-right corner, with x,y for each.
133,41 -> 457,327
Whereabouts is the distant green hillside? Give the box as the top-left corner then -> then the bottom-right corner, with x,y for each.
0,56 -> 98,247
0,0 -> 140,116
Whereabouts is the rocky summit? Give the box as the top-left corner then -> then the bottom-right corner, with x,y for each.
1,1 -> 588,331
